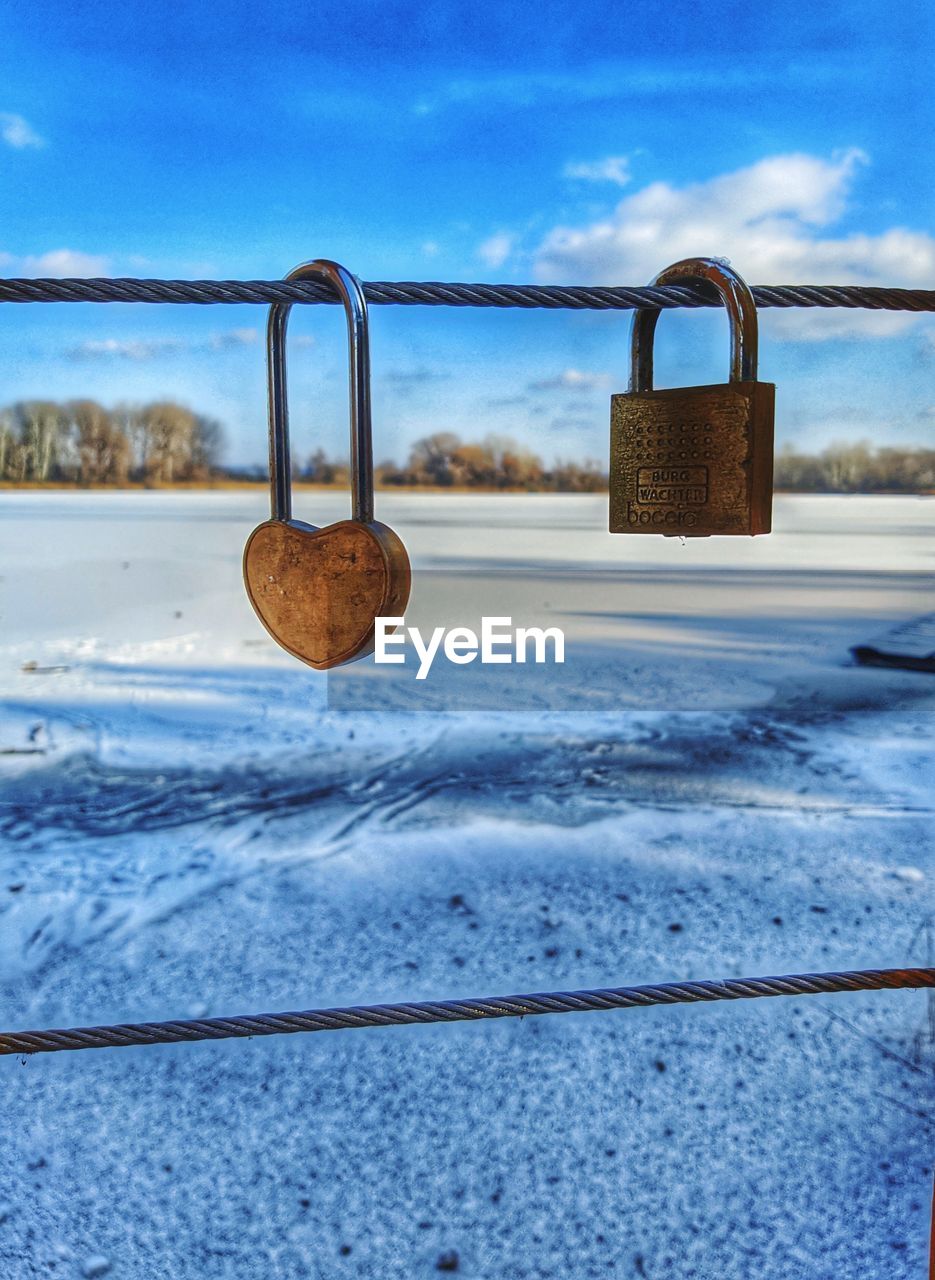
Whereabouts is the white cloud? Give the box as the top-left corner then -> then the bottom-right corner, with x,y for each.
383,368 -> 450,386
206,328 -> 259,350
68,338 -> 184,361
563,155 -> 631,187
1,112 -> 44,149
534,150 -> 935,339
68,329 -> 263,361
529,369 -> 610,392
546,413 -> 595,434
412,64 -> 837,116
477,232 -> 515,270
20,249 -> 110,277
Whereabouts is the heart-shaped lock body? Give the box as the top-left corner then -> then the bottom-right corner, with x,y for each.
243,259 -> 411,670
244,517 -> 410,669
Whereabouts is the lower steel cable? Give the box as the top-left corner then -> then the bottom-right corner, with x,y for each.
2,966 -> 931,1058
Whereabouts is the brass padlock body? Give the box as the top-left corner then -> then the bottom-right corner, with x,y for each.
610,380 -> 774,536
609,257 -> 775,537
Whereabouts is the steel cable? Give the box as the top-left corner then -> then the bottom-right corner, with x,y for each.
1,277 -> 935,311
2,967 -> 931,1058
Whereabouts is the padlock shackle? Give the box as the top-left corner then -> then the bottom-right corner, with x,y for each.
267,259 -> 374,525
629,257 -> 759,393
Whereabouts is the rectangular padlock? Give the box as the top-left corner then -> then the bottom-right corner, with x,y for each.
609,258 -> 775,537
610,380 -> 774,536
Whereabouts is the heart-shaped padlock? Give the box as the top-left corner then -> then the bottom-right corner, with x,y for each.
244,259 -> 411,669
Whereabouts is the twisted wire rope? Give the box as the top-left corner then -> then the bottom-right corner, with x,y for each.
3,967 -> 931,1058
1,277 -> 935,311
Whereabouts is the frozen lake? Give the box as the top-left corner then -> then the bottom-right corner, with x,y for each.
0,491 -> 933,1278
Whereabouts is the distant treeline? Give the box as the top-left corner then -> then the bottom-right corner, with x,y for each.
304,432 -> 607,493
288,435 -> 935,494
0,400 -> 224,485
774,442 -> 935,493
2,402 -> 933,493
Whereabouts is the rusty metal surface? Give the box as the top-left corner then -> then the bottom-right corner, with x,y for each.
610,381 -> 775,536
243,518 -> 410,669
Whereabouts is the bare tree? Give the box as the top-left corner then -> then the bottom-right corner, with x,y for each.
64,400 -> 130,485
822,440 -> 875,492
110,403 -> 146,479
137,402 -> 196,484
7,401 -> 66,481
0,409 -> 12,479
408,431 -> 463,485
191,415 -> 225,479
774,444 -> 826,492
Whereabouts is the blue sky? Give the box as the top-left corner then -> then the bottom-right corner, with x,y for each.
1,0 -> 934,468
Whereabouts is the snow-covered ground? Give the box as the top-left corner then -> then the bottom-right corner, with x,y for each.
0,490 -> 933,1279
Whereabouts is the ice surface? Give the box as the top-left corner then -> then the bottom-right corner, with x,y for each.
0,491 -> 933,1278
